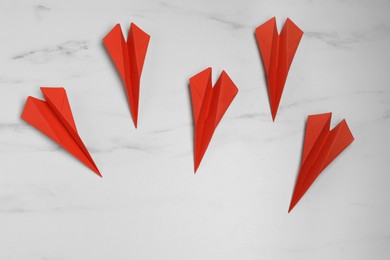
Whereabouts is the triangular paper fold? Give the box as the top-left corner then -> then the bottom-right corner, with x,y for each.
103,23 -> 150,128
255,17 -> 303,121
189,68 -> 238,172
289,112 -> 354,212
21,87 -> 101,177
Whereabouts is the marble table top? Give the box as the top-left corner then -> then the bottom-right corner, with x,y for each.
0,0 -> 389,259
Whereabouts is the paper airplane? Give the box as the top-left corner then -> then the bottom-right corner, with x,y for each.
103,23 -> 150,128
21,87 -> 101,177
255,17 -> 303,121
189,68 -> 238,173
289,112 -> 354,212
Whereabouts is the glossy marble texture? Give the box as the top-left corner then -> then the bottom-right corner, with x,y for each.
0,0 -> 389,259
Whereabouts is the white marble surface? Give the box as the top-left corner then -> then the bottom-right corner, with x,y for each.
0,0 -> 389,259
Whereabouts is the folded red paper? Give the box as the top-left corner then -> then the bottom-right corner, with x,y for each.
103,23 -> 150,128
289,112 -> 354,212
190,68 -> 238,173
255,17 -> 303,121
21,87 -> 101,177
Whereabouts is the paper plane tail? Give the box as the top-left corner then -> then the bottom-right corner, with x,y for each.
93,167 -> 102,178
128,98 -> 138,129
288,199 -> 297,213
134,117 -> 138,129
194,148 -> 207,174
86,157 -> 101,177
271,106 -> 278,121
194,155 -> 201,173
288,180 -> 307,213
194,164 -> 199,174
70,143 -> 102,178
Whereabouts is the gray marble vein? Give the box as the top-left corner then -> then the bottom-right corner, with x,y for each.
12,41 -> 90,63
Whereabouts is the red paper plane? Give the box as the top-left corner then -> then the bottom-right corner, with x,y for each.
255,17 -> 303,121
21,87 -> 101,177
190,68 -> 238,173
289,113 -> 354,212
103,23 -> 150,128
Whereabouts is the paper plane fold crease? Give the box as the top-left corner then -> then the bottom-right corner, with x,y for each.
103,23 -> 150,128
21,87 -> 101,177
189,68 -> 238,173
289,112 -> 354,212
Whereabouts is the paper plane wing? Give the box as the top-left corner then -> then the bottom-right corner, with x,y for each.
212,71 -> 239,128
321,119 -> 354,172
278,18 -> 304,85
40,87 -> 77,133
126,23 -> 150,127
190,67 -> 212,125
255,17 -> 277,74
103,24 -> 127,83
128,23 -> 150,77
301,113 -> 332,165
21,87 -> 101,177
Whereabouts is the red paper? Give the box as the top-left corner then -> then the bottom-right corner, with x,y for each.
21,87 -> 101,177
103,23 -> 150,128
190,68 -> 238,173
255,17 -> 303,121
289,113 -> 354,212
